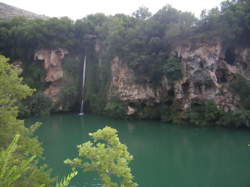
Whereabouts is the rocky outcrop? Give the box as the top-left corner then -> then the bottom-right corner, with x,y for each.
34,48 -> 68,103
0,2 -> 46,20
110,41 -> 250,114
33,41 -> 250,116
110,57 -> 165,103
174,41 -> 239,112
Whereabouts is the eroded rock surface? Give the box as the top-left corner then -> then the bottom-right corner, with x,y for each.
34,48 -> 68,103
110,41 -> 250,114
174,41 -> 237,111
110,57 -> 163,103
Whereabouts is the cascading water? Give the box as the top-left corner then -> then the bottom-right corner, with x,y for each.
79,55 -> 87,116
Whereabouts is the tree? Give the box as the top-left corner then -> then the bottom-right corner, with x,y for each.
65,126 -> 137,187
133,6 -> 152,20
29,92 -> 53,116
0,55 -> 53,187
0,134 -> 36,187
197,0 -> 250,44
55,170 -> 78,187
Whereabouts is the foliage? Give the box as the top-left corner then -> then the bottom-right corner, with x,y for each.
22,62 -> 47,91
104,99 -> 126,119
137,106 -> 160,119
59,57 -> 81,111
17,100 -> 31,118
160,104 -> 182,123
197,0 -> 250,45
107,6 -> 196,83
0,134 -> 36,187
132,6 -> 152,20
217,109 -> 250,128
29,92 -> 53,116
65,126 -> 137,187
84,51 -> 112,114
162,56 -> 182,81
0,55 -> 53,186
55,170 -> 78,187
230,74 -> 250,109
159,99 -> 250,128
0,17 -> 75,59
185,101 -> 224,126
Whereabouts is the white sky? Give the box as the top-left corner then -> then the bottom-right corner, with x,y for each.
1,0 -> 224,20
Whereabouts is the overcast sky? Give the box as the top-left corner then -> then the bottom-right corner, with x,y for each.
1,0 -> 224,20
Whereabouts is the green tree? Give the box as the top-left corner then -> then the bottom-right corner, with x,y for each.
0,55 -> 53,187
0,134 -> 36,187
65,126 -> 137,187
55,170 -> 78,187
29,92 -> 53,116
133,6 -> 152,20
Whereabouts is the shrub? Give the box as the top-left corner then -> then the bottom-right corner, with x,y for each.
65,126 -> 137,187
162,56 -> 182,81
104,100 -> 126,118
230,74 -> 250,110
185,100 -> 224,126
29,92 -> 53,116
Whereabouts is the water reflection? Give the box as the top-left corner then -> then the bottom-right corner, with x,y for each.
127,123 -> 136,133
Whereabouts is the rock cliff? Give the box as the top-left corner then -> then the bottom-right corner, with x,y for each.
35,41 -> 250,120
109,41 -> 250,115
34,48 -> 68,106
0,2 -> 46,20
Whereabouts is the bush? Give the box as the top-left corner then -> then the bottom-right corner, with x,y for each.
60,56 -> 81,111
59,84 -> 79,111
184,101 -> 224,126
218,109 -> 250,128
160,104 -> 182,123
17,100 -> 31,118
162,56 -> 182,81
0,55 -> 53,186
104,98 -> 126,118
29,92 -> 53,116
230,74 -> 250,110
22,62 -> 47,91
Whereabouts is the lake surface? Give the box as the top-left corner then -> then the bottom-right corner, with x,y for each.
28,113 -> 250,187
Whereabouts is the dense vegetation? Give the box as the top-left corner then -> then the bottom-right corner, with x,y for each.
0,55 -> 53,186
197,0 -> 250,45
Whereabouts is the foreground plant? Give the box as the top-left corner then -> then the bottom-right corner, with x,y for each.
65,126 -> 137,187
0,134 -> 36,187
55,169 -> 78,187
0,55 -> 53,186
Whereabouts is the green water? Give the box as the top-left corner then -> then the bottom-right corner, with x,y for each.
28,113 -> 250,187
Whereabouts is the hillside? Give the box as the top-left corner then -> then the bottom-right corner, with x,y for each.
0,0 -> 249,127
0,2 -> 46,20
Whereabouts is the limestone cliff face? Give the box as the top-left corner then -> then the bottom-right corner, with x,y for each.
175,41 -> 237,112
109,57 -> 168,115
33,41 -> 250,116
110,41 -> 250,115
110,57 -> 163,102
34,48 -> 68,105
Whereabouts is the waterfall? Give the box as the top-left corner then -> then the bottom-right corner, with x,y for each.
79,55 -> 87,116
